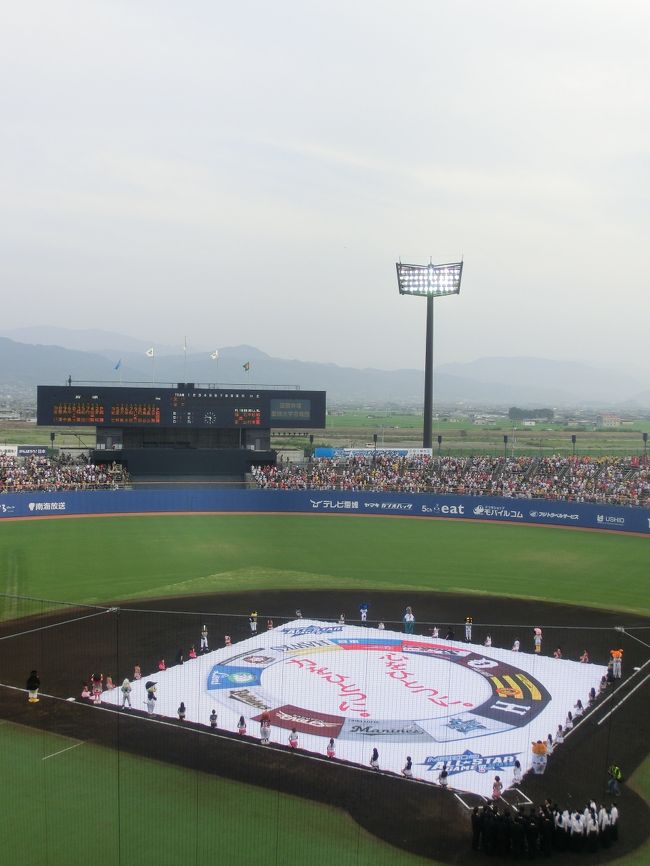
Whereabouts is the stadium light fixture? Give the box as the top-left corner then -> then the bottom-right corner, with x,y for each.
396,259 -> 463,448
396,261 -> 463,297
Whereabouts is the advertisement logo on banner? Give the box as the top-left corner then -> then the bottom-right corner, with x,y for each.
279,624 -> 343,637
339,719 -> 433,742
472,505 -> 523,519
28,501 -> 67,513
254,704 -> 345,737
597,514 -> 625,526
17,446 -> 48,457
0,503 -> 16,514
228,689 -> 271,711
309,499 -> 359,511
529,511 -> 579,521
207,665 -> 263,689
422,749 -> 520,775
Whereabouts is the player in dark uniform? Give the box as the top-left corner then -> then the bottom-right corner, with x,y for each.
26,670 -> 40,703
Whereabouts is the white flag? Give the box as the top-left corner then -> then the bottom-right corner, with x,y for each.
210,350 -> 219,360
146,347 -> 154,358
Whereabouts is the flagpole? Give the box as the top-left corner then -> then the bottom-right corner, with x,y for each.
210,350 -> 219,386
183,336 -> 187,384
146,348 -> 155,384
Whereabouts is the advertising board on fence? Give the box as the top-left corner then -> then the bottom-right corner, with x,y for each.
0,487 -> 648,533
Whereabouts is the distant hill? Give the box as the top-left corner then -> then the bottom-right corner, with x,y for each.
0,331 -> 648,409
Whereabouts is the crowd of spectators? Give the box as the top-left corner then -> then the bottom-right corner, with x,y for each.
252,454 -> 650,506
471,799 -> 619,857
0,454 -> 130,493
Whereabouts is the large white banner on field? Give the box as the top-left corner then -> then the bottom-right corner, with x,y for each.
101,621 -> 604,797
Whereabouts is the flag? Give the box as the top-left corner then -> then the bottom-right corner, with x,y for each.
114,359 -> 122,371
146,347 -> 154,358
242,361 -> 250,372
210,350 -> 219,360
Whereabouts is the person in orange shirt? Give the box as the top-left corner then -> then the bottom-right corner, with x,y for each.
610,649 -> 623,679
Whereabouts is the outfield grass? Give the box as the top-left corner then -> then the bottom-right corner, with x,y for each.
1,514 -> 649,617
2,721 -> 647,866
0,722 -> 433,866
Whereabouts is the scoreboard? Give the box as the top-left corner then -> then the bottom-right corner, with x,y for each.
37,386 -> 326,430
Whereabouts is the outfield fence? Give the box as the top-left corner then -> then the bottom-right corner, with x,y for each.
0,487 -> 649,534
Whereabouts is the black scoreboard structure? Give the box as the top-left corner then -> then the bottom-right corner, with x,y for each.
37,384 -> 326,479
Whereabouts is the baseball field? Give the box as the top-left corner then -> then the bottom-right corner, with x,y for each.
0,512 -> 649,865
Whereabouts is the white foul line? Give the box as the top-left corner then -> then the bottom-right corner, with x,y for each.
42,741 -> 84,761
586,656 -> 650,722
597,673 -> 650,726
453,792 -> 473,810
0,608 -> 111,642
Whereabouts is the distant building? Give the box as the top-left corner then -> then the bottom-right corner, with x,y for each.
597,414 -> 622,428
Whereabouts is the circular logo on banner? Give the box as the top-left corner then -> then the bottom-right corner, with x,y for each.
207,629 -> 551,744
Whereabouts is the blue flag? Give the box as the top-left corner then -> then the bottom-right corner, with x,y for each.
114,359 -> 122,371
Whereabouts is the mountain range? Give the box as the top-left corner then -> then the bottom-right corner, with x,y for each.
0,327 -> 648,410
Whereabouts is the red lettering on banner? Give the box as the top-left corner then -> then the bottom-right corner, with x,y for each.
379,653 -> 474,708
286,657 -> 370,717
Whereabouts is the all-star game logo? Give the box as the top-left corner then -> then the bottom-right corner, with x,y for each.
422,749 -> 520,775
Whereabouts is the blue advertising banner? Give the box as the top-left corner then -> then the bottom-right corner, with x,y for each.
0,488 -> 648,534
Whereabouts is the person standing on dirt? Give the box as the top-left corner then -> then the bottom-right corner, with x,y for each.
359,602 -> 369,624
209,709 -> 217,730
610,649 -> 623,679
200,625 -> 209,653
607,764 -> 623,796
91,672 -> 103,703
470,807 -> 483,851
403,607 -> 415,635
120,678 -> 132,709
145,682 -> 157,716
26,670 -> 40,703
249,612 -> 258,634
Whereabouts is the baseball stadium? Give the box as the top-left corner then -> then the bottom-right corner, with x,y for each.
1,384 -> 649,866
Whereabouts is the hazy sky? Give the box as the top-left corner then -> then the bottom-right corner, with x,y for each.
2,1 -> 649,371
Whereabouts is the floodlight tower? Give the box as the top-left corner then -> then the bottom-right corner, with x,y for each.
396,260 -> 463,448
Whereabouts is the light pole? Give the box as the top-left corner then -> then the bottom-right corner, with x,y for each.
571,434 -> 577,458
643,432 -> 648,465
503,434 -> 508,459
396,260 -> 463,448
